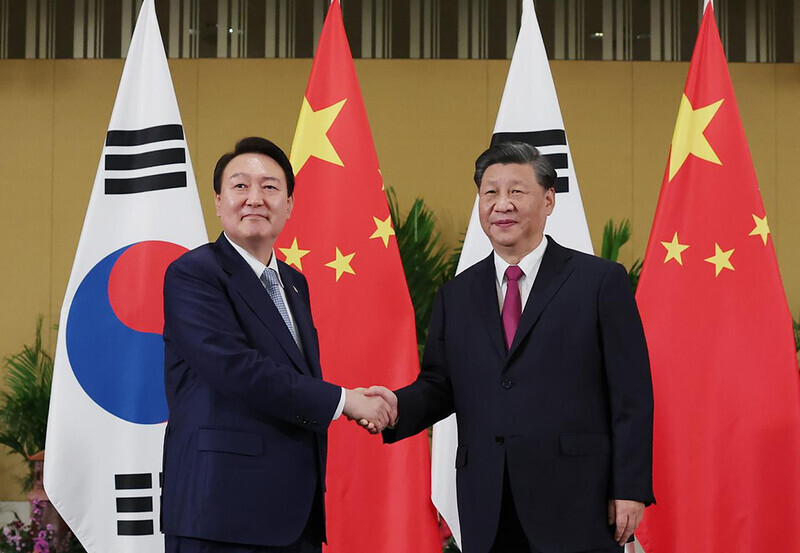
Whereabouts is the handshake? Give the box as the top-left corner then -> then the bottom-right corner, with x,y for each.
342,386 -> 397,434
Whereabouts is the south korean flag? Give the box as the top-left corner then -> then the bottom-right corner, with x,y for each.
44,1 -> 207,552
430,0 -> 593,548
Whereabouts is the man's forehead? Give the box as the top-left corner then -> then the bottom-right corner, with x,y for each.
481,162 -> 538,183
227,171 -> 281,181
224,153 -> 285,179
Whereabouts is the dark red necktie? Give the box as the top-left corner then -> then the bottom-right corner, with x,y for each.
502,265 -> 524,350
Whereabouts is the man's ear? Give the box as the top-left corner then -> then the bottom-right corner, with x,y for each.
286,194 -> 294,219
214,193 -> 221,216
545,187 -> 556,215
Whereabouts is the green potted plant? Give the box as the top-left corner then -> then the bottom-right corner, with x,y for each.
0,318 -> 84,552
0,317 -> 52,491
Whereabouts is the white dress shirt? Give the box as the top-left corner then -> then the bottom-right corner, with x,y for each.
493,235 -> 549,312
224,233 -> 346,421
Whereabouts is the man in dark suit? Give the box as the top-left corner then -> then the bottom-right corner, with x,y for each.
161,137 -> 391,553
367,142 -> 654,553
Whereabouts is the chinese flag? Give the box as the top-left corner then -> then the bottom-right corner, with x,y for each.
635,4 -> 800,552
275,2 -> 441,552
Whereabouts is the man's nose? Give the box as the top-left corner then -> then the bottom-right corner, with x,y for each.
494,193 -> 514,211
246,186 -> 265,205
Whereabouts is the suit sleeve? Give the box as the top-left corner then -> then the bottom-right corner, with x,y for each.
163,259 -> 341,432
384,287 -> 456,443
598,262 -> 655,505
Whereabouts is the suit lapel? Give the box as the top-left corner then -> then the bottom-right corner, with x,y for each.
507,237 -> 574,360
470,254 -> 507,360
212,235 -> 311,376
279,262 -> 323,379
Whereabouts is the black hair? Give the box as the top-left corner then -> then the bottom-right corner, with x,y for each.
473,141 -> 556,191
213,136 -> 295,196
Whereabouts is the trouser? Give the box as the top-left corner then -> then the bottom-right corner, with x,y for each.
489,463 -> 623,553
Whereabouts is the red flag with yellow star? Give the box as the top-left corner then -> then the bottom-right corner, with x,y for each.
275,2 -> 440,552
635,4 -> 800,552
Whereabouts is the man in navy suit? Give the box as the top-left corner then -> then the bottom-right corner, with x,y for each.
368,142 -> 654,553
161,137 -> 391,553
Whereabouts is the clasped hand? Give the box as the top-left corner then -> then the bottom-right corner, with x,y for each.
342,386 -> 397,434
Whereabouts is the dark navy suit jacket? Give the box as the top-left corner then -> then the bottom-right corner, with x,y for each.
385,237 -> 655,553
161,233 -> 341,547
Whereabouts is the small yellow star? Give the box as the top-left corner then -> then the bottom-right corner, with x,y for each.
669,94 -> 724,181
704,243 -> 735,277
661,232 -> 690,265
278,238 -> 310,271
290,96 -> 347,175
324,247 -> 356,281
369,215 -> 395,248
748,214 -> 770,245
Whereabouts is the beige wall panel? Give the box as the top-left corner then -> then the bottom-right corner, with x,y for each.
0,60 -> 56,500
169,60 -> 200,176
730,63 -> 777,226
631,62 -> 688,261
487,60 -> 512,131
50,61 -> 123,355
196,59 -> 312,236
775,64 -> 800,315
357,60 -> 491,248
553,61 -> 634,263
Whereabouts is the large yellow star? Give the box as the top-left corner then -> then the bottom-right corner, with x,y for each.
704,243 -> 735,277
369,215 -> 395,248
748,214 -> 770,245
324,247 -> 356,281
290,97 -> 347,175
669,94 -> 724,181
278,237 -> 310,271
661,232 -> 689,265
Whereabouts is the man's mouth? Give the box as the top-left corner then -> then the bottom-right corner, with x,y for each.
241,214 -> 267,220
493,219 -> 516,228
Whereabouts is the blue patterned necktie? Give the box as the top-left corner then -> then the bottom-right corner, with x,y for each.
260,268 -> 298,344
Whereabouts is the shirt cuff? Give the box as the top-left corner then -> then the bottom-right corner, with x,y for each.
331,387 -> 346,421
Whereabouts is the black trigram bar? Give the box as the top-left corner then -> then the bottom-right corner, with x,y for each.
544,153 -> 570,194
106,125 -> 184,147
543,153 -> 568,170
116,497 -> 153,513
491,129 -> 567,148
106,171 -> 187,195
115,473 -> 152,490
105,148 -> 186,171
554,177 -> 569,194
117,520 -> 154,536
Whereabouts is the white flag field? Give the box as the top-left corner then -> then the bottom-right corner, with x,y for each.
43,1 -> 207,551
430,0 -> 593,547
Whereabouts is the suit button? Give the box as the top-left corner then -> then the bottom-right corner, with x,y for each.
501,378 -> 513,389
311,420 -> 317,425
495,436 -> 505,445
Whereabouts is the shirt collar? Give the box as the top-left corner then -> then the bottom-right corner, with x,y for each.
493,235 -> 548,284
223,233 -> 285,288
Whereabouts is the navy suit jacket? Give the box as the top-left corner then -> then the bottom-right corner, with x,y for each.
161,233 -> 341,546
385,237 -> 654,553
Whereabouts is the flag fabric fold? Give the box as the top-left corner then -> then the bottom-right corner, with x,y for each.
635,4 -> 800,552
275,1 -> 440,552
43,1 -> 207,551
430,0 -> 593,547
